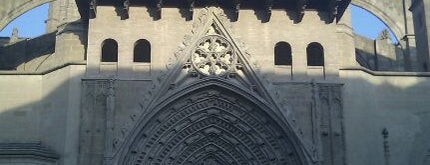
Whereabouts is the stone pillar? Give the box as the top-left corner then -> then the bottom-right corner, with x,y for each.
375,30 -> 397,71
54,0 -> 86,63
336,7 -> 357,69
403,0 -> 417,71
45,1 -> 61,33
291,40 -> 307,80
410,0 -> 430,71
50,1 -> 87,165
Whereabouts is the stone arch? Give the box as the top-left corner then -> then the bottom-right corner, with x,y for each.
134,39 -> 151,63
0,0 -> 55,31
117,78 -> 309,165
350,0 -> 412,45
274,41 -> 292,66
307,42 -> 324,66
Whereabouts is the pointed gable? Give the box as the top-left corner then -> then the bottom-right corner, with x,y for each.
146,7 -> 277,104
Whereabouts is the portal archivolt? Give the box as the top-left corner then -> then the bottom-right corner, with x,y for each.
121,85 -> 306,165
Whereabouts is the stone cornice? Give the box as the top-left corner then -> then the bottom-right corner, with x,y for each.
75,0 -> 351,23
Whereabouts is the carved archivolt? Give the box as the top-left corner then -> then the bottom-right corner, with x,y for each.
121,87 -> 305,165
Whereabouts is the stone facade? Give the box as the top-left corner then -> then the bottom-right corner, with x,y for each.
0,0 -> 430,165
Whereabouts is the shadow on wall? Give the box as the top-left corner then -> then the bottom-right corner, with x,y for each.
0,20 -> 88,71
0,32 -> 56,70
354,33 -> 413,72
0,64 -> 429,165
355,46 -> 411,72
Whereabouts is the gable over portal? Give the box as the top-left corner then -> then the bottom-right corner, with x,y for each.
111,8 -> 311,164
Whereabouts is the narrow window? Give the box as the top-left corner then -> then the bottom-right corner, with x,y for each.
101,39 -> 118,62
274,42 -> 292,65
134,39 -> 151,62
307,42 -> 324,66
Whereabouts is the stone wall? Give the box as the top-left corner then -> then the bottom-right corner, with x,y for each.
350,0 -> 417,71
1,64 -> 429,165
354,34 -> 404,71
86,7 -> 350,82
0,33 -> 56,71
78,79 -> 346,164
0,3 -> 429,165
341,70 -> 430,165
0,65 -> 85,165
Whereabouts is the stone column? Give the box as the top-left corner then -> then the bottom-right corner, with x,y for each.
54,0 -> 86,65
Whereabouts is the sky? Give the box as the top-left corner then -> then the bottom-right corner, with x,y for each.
0,4 -> 49,37
0,4 -> 396,41
350,5 -> 397,42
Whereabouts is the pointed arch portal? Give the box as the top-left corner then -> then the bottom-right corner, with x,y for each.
119,81 -> 307,165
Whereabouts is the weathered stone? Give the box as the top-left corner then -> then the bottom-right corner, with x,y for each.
0,1 -> 429,165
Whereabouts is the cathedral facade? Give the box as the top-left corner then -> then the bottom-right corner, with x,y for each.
0,0 -> 429,165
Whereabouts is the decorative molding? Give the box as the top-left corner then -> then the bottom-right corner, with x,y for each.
104,79 -> 116,160
318,84 -> 345,165
190,35 -> 238,77
121,88 -> 306,164
108,7 -> 316,164
0,142 -> 59,164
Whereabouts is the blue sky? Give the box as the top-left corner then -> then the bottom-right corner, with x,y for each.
0,4 -> 396,41
350,5 -> 397,42
0,4 -> 49,37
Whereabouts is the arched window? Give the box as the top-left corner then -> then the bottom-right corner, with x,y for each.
274,42 -> 292,66
101,39 -> 118,62
307,42 -> 324,66
134,39 -> 151,63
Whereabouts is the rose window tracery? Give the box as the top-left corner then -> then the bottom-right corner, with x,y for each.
192,35 -> 236,76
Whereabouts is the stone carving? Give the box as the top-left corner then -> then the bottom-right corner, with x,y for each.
272,82 -> 332,162
0,142 -> 59,164
108,81 -> 154,160
318,85 -> 345,165
191,35 -> 236,77
147,7 -> 266,100
105,79 -> 116,157
113,7 -> 312,165
121,88 -> 305,165
80,80 -> 110,165
382,128 -> 390,165
9,27 -> 19,43
377,29 -> 390,40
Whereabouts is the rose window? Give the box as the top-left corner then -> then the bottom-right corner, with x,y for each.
192,35 -> 236,76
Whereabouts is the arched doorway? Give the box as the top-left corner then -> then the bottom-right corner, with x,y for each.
119,81 -> 307,165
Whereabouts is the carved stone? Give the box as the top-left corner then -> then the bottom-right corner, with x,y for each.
0,142 -> 59,164
120,87 -> 307,165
